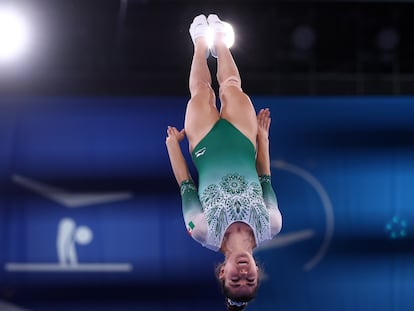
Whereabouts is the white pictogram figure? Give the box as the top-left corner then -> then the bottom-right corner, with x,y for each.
5,175 -> 133,272
57,218 -> 93,266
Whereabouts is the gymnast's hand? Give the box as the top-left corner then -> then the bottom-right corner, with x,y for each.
257,108 -> 271,142
166,126 -> 186,145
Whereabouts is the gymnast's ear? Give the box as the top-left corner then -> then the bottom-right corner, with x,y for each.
216,262 -> 226,280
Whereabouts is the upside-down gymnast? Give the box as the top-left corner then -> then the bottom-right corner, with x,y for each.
166,14 -> 282,311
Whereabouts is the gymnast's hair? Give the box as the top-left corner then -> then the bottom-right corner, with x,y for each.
215,263 -> 261,311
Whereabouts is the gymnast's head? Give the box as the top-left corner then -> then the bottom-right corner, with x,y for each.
216,250 -> 261,310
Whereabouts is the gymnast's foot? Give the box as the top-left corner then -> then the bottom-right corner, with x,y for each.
189,14 -> 209,44
207,14 -> 234,58
189,14 -> 210,58
207,14 -> 227,34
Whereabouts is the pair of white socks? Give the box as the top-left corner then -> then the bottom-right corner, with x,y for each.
189,14 -> 233,58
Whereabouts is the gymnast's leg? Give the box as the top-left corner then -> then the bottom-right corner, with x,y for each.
185,15 -> 219,153
208,14 -> 258,148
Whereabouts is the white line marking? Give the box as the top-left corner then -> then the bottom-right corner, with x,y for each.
5,263 -> 133,272
0,300 -> 32,311
12,175 -> 133,208
272,160 -> 334,271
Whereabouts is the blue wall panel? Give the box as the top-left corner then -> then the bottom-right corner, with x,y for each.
0,96 -> 414,310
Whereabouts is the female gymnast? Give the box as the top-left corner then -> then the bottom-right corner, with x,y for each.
166,14 -> 282,311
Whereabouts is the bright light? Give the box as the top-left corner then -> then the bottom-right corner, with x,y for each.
206,26 -> 214,49
206,22 -> 235,49
223,22 -> 235,48
0,6 -> 30,62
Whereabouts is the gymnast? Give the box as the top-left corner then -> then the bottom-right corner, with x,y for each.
166,14 -> 282,310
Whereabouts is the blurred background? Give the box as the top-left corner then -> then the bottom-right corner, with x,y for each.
1,0 -> 414,96
1,1 -> 414,310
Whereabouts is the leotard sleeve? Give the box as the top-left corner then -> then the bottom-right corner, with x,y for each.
259,175 -> 282,237
180,180 -> 207,244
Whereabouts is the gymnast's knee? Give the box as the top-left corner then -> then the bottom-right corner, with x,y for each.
190,82 -> 215,99
218,75 -> 242,97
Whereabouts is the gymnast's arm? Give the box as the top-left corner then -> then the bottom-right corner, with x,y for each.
166,126 -> 207,243
166,126 -> 191,185
255,109 -> 282,236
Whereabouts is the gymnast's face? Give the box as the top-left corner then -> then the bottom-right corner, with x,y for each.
219,251 -> 258,297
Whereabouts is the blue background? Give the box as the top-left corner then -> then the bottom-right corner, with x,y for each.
0,96 -> 414,310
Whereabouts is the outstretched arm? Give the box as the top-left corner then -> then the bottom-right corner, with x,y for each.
166,126 -> 191,185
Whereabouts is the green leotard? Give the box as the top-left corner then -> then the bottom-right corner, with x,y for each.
180,119 -> 282,251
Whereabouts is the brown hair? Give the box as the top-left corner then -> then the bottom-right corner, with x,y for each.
215,262 -> 261,311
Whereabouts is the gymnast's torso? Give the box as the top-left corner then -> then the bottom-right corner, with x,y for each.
182,118 -> 280,251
